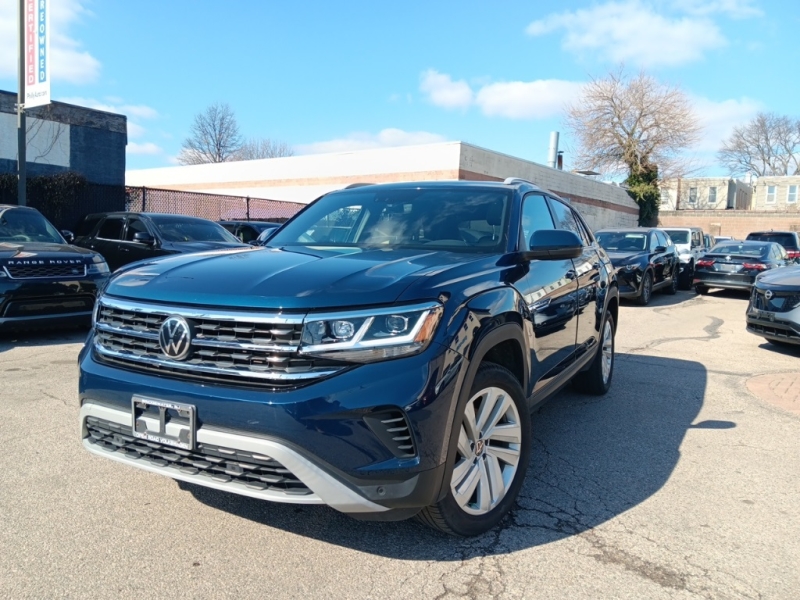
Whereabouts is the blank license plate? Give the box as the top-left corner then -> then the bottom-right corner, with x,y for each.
131,396 -> 196,450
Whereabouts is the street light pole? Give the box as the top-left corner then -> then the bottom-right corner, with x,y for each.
17,0 -> 27,207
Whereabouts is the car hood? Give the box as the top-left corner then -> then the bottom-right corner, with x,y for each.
605,251 -> 646,267
755,265 -> 800,290
104,246 -> 490,309
161,240 -> 249,253
0,241 -> 100,264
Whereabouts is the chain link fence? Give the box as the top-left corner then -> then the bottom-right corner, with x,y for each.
2,184 -> 306,231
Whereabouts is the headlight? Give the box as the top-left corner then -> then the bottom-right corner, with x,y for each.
299,302 -> 443,363
624,263 -> 639,271
87,258 -> 110,275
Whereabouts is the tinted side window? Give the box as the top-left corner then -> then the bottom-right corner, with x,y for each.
691,231 -> 702,248
76,216 -> 102,237
97,217 -> 124,240
124,218 -> 149,241
521,193 -> 555,251
655,230 -> 671,247
548,198 -> 581,238
573,210 -> 594,245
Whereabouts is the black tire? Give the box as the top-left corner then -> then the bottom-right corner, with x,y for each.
678,262 -> 694,290
637,272 -> 653,306
665,270 -> 678,295
417,362 -> 531,536
572,312 -> 615,395
695,284 -> 709,295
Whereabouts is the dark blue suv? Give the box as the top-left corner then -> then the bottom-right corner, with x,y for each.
78,179 -> 619,536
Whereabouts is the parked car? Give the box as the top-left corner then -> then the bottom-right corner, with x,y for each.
715,236 -> 735,243
78,178 -> 620,536
0,205 -> 109,330
220,220 -> 282,244
595,227 -> 679,305
74,212 -> 247,271
746,264 -> 800,347
693,240 -> 790,294
703,233 -> 715,252
252,224 -> 284,246
663,226 -> 706,290
745,230 -> 800,263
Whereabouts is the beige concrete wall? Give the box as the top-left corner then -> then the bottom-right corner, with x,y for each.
752,176 -> 800,212
659,178 -> 752,211
126,141 -> 640,231
457,143 -> 639,230
658,211 -> 800,239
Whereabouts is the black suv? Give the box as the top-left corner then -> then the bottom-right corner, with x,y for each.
74,212 -> 247,270
0,205 -> 109,329
745,231 -> 800,263
78,179 -> 619,536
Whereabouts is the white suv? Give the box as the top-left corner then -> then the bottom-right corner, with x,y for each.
663,227 -> 705,290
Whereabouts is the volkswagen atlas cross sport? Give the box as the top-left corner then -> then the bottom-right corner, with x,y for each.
78,179 -> 619,536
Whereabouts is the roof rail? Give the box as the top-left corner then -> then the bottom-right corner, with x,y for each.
343,182 -> 375,189
503,177 -> 535,186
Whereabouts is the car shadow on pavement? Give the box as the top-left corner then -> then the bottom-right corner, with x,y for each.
0,326 -> 89,353
624,289 -> 699,308
179,352 -> 710,559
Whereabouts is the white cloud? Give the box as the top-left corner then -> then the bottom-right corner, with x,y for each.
127,122 -> 146,139
298,129 -> 448,154
0,0 -> 101,83
127,142 -> 163,155
420,69 -> 473,110
526,1 -> 727,67
670,0 -> 762,19
59,97 -> 159,119
692,95 -> 762,152
476,80 -> 584,119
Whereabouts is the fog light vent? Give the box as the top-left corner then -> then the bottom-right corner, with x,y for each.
363,410 -> 416,459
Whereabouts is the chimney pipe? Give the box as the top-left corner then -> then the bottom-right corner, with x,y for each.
547,132 -> 560,169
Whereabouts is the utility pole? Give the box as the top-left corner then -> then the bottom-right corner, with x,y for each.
17,0 -> 26,207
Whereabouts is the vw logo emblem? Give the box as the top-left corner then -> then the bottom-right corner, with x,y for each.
159,316 -> 193,360
764,290 -> 773,300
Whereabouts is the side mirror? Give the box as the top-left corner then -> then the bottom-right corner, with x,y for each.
521,229 -> 583,261
133,232 -> 156,246
653,245 -> 667,254
61,230 -> 75,244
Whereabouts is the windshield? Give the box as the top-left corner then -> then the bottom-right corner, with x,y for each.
596,232 -> 647,252
268,186 -> 511,253
711,243 -> 769,257
150,216 -> 240,243
0,208 -> 64,244
664,230 -> 689,244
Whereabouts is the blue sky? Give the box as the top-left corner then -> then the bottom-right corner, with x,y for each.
0,0 -> 796,176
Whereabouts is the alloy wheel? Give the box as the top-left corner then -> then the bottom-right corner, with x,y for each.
601,318 -> 614,384
450,386 -> 522,515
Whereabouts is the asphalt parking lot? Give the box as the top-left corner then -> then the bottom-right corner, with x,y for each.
2,289 -> 799,600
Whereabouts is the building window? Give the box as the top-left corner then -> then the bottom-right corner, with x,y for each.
788,185 -> 798,204
660,189 -> 670,205
766,185 -> 776,204
688,187 -> 697,204
708,187 -> 717,204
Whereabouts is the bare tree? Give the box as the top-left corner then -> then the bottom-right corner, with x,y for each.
177,103 -> 243,165
565,69 -> 701,179
233,138 -> 294,160
717,112 -> 800,176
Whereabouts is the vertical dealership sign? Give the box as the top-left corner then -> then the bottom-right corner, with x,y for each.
24,0 -> 50,108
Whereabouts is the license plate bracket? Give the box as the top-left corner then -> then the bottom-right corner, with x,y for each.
132,395 -> 196,450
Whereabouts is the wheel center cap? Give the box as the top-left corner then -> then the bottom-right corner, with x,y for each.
475,439 -> 485,456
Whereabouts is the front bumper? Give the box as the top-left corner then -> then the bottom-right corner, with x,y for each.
79,333 -> 460,514
0,275 -> 106,329
746,307 -> 800,346
615,268 -> 642,298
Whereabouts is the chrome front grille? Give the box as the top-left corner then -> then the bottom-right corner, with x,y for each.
93,297 -> 346,386
4,263 -> 87,279
85,417 -> 311,494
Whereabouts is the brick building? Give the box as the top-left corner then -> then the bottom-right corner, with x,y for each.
751,176 -> 800,212
659,177 -> 752,211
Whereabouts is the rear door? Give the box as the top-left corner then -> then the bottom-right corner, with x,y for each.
91,216 -> 126,270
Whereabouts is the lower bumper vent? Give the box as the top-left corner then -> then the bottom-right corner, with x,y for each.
363,410 -> 416,459
85,417 -> 311,495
